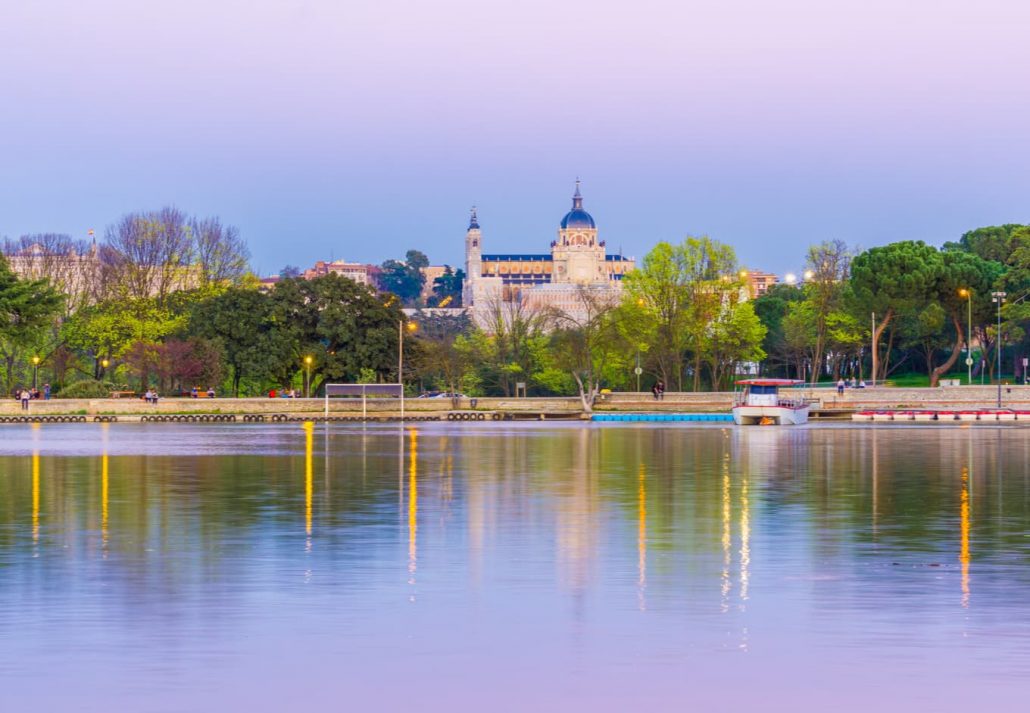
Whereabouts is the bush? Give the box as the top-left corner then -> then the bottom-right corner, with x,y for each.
56,380 -> 116,399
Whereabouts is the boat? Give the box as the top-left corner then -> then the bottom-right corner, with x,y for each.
732,379 -> 811,426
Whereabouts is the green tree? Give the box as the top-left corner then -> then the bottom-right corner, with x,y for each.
189,287 -> 283,396
430,266 -> 465,307
752,283 -> 805,376
803,240 -> 852,383
850,241 -> 942,383
705,300 -> 766,389
378,249 -> 429,306
623,236 -> 738,391
0,254 -> 65,391
547,287 -> 628,412
269,274 -> 405,392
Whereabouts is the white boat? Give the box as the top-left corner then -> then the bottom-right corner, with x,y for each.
732,379 -> 811,426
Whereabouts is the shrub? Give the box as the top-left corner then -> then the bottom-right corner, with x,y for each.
57,380 -> 115,399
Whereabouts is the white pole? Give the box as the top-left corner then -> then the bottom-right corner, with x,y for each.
362,386 -> 367,420
870,311 -> 876,386
324,390 -> 328,418
399,320 -> 405,421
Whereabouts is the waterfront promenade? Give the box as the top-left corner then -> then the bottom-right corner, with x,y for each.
4,385 -> 1030,419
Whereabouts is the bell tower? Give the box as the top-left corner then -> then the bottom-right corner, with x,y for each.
463,206 -> 482,306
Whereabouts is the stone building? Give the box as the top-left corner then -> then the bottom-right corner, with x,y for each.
463,182 -> 634,324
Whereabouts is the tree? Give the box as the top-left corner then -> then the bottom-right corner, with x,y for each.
705,300 -> 766,389
190,217 -> 250,288
410,313 -> 472,395
62,297 -> 184,378
268,273 -> 405,392
623,236 -> 738,391
803,240 -> 852,383
154,338 -> 224,393
377,249 -> 430,306
546,286 -> 627,412
850,241 -> 942,383
430,266 -> 465,307
752,283 -> 805,376
189,287 -> 283,396
280,265 -> 302,279
943,224 -> 1027,263
102,207 -> 193,305
0,254 -> 65,392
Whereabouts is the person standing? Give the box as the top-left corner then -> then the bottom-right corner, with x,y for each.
20,389 -> 29,411
43,383 -> 51,400
837,378 -> 845,396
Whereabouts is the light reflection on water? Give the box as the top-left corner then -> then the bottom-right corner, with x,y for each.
1,422 -> 1029,711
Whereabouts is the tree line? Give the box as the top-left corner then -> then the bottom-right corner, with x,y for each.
3,208 -> 1027,402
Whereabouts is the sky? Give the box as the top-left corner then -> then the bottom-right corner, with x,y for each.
1,0 -> 1028,276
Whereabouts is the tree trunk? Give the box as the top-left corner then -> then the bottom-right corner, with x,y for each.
572,372 -> 596,413
929,314 -> 965,387
871,309 -> 892,384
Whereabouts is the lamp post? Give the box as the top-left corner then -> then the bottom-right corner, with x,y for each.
992,291 -> 1006,408
399,320 -> 417,419
959,288 -> 972,385
32,356 -> 40,390
304,355 -> 313,398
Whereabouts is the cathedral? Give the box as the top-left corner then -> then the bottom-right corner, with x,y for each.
463,182 -> 635,323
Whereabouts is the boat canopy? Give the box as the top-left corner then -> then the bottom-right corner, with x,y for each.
734,379 -> 806,386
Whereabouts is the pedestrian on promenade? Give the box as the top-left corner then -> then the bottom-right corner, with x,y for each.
43,383 -> 50,400
651,382 -> 660,400
190,387 -> 198,398
207,387 -> 215,398
657,380 -> 666,400
20,389 -> 29,411
837,378 -> 845,396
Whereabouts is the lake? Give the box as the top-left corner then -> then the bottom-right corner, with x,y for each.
1,422 -> 1028,711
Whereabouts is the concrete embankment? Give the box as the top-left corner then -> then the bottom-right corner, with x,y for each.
2,385 -> 1028,421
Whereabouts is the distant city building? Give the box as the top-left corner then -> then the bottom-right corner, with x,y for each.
302,259 -> 373,286
4,241 -> 101,300
743,270 -> 778,297
420,265 -> 449,302
463,181 -> 635,324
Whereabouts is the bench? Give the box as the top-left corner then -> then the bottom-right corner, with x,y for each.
110,391 -> 136,399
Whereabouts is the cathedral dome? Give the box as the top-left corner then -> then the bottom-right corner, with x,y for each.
560,180 -> 596,229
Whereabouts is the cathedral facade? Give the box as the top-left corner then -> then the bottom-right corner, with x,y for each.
463,182 -> 634,323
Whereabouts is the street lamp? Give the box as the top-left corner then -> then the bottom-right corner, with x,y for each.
304,355 -> 313,398
959,288 -> 972,385
784,273 -> 797,286
992,292 -> 1006,408
32,356 -> 40,390
803,269 -> 815,282
399,320 -> 417,419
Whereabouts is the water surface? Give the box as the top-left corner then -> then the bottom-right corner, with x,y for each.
1,422 -> 1028,711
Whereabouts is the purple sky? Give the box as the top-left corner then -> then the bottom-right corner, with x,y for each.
1,0 -> 1028,275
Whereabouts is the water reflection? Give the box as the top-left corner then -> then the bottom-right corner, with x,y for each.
637,462 -> 646,611
408,427 -> 418,592
1,423 -> 1029,710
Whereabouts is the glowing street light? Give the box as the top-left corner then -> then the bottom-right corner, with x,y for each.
784,273 -> 798,286
32,356 -> 40,390
304,355 -> 313,398
803,269 -> 815,281
959,288 -> 973,385
992,291 -> 1006,408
